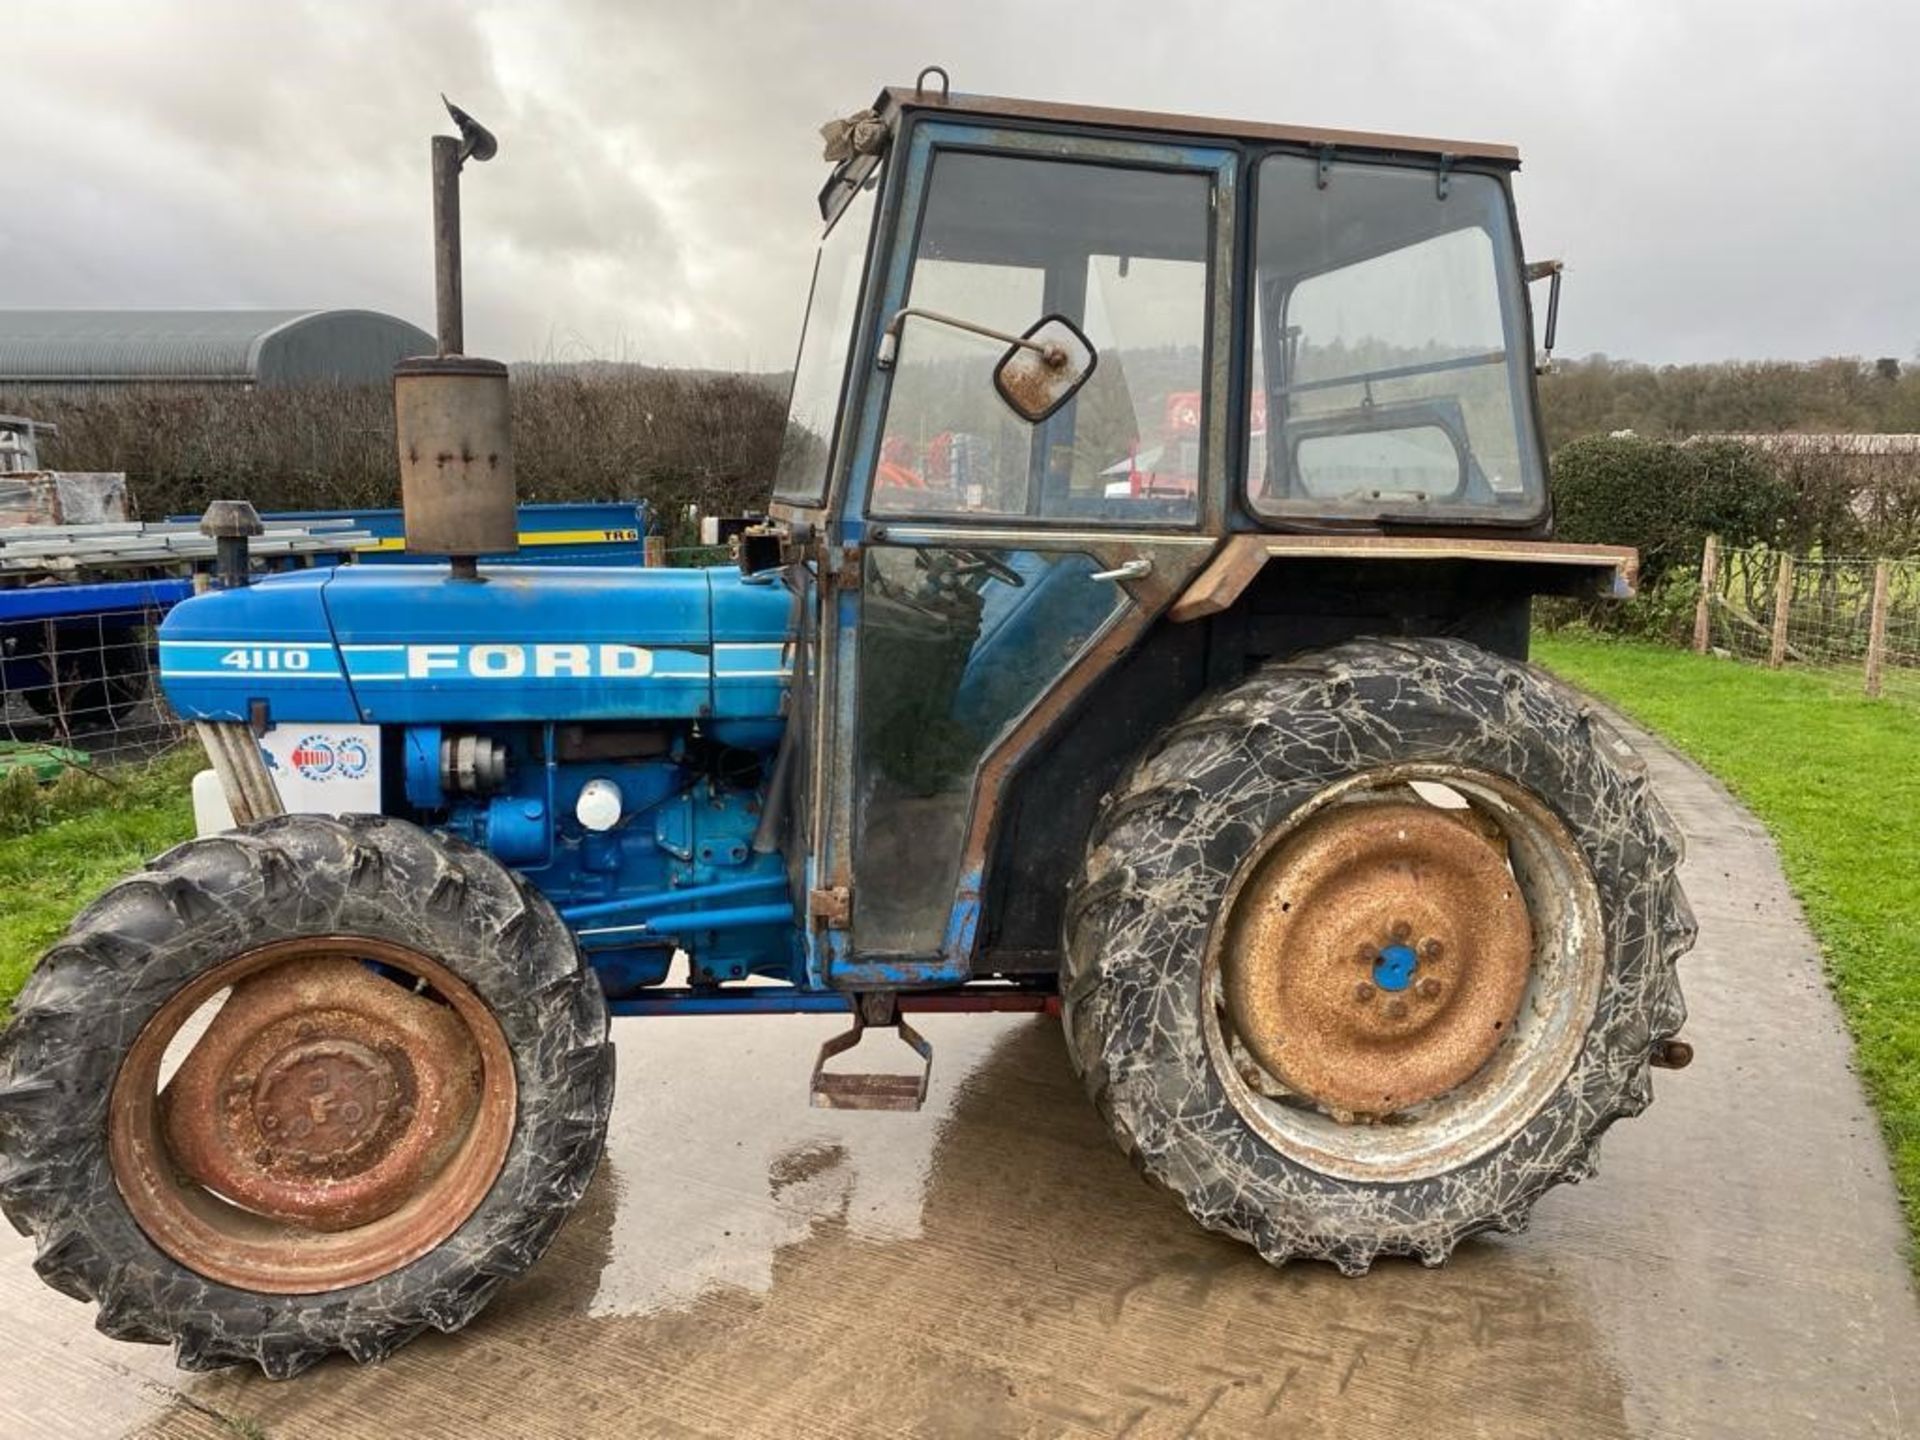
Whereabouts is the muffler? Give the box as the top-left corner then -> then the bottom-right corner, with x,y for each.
394,97 -> 516,581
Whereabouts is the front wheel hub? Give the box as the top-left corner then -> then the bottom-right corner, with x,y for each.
1223,800 -> 1534,1116
250,1036 -> 401,1170
159,954 -> 482,1230
111,936 -> 516,1292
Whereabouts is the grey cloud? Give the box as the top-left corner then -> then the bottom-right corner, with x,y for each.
6,0 -> 1918,368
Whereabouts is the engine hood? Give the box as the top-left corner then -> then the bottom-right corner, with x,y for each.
158,563 -> 793,726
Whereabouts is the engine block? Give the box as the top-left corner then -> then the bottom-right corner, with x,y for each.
157,561 -> 798,996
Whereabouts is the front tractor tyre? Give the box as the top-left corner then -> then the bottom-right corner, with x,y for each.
0,814 -> 613,1376
1063,638 -> 1694,1272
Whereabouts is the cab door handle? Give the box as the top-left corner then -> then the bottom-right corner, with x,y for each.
1089,558 -> 1152,583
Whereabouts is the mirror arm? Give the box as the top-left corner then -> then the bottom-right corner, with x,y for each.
1526,259 -> 1564,373
876,308 -> 1065,370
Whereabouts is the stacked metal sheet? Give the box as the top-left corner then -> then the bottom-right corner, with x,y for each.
0,518 -> 373,576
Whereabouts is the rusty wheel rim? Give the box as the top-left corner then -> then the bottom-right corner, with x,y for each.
109,937 -> 517,1294
1203,766 -> 1604,1185
1223,801 -> 1535,1115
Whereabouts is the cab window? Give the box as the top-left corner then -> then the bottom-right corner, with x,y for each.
871,151 -> 1212,524
773,174 -> 879,507
1247,154 -> 1545,521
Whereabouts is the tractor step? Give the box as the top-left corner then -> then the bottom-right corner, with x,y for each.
810,995 -> 932,1112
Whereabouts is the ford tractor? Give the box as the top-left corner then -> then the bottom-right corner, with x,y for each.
0,76 -> 1694,1376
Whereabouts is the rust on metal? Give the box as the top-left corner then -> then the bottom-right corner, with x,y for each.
929,534 -> 1220,965
879,86 -> 1522,165
393,356 -> 517,559
833,543 -> 863,590
161,954 -> 481,1231
948,606 -> 1152,931
817,532 -> 1213,978
1168,535 -> 1642,623
250,1038 -> 401,1169
809,998 -> 933,1111
1221,800 -> 1534,1116
808,885 -> 852,926
109,936 -> 515,1294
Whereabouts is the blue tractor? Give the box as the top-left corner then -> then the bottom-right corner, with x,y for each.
0,79 -> 1694,1376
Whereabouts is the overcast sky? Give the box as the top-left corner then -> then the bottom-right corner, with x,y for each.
8,1 -> 1917,371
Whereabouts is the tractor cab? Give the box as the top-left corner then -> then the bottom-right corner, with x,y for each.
763,76 -> 1604,998
778,79 -> 1555,532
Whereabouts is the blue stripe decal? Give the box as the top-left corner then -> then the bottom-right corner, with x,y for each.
158,641 -> 790,686
713,642 -> 792,679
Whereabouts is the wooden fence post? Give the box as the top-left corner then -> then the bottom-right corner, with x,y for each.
1768,553 -> 1794,669
643,534 -> 667,567
1693,534 -> 1719,654
1864,559 -> 1891,698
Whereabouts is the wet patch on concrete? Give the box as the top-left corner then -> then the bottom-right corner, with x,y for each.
767,1140 -> 847,1197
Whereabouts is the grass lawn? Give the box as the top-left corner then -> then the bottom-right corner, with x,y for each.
0,746 -> 199,1018
1534,634 -> 1920,1263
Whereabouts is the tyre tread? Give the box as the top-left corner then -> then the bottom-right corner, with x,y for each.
0,814 -> 612,1377
1061,637 -> 1693,1272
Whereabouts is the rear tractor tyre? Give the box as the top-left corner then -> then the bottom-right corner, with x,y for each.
0,814 -> 613,1377
16,620 -> 152,729
1062,637 -> 1694,1272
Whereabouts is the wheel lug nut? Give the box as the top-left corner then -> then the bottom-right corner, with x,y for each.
1417,977 -> 1443,1000
1384,998 -> 1409,1021
1420,937 -> 1444,960
1353,982 -> 1375,1003
1356,944 -> 1377,964
1390,919 -> 1412,942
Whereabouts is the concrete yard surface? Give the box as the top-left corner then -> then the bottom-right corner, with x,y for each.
0,726 -> 1916,1439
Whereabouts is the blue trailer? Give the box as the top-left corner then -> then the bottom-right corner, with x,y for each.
175,501 -> 651,569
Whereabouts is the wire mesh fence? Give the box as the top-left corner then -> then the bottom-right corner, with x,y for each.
0,608 -> 183,768
1696,539 -> 1920,703
0,533 -> 738,785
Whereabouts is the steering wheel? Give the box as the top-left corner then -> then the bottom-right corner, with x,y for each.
948,549 -> 1025,588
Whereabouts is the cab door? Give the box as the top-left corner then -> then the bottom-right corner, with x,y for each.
811,123 -> 1237,988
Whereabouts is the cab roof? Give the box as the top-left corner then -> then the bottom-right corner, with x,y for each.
877,85 -> 1521,167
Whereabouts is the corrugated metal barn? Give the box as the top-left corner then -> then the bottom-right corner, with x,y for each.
0,310 -> 436,387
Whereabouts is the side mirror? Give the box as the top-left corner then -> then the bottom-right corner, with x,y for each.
1526,259 -> 1563,374
993,315 -> 1097,424
875,307 -> 1098,425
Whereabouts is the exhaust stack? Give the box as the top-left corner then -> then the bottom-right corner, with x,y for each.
394,97 -> 516,581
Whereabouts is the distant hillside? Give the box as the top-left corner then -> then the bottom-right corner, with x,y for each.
510,360 -> 790,395
1539,355 -> 1920,447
